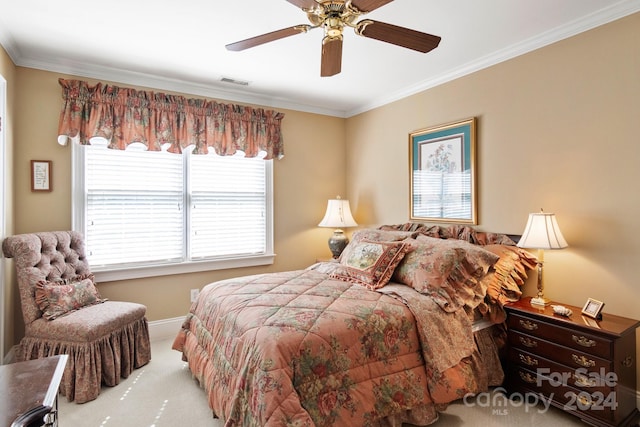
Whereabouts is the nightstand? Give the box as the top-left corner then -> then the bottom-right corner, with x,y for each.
504,297 -> 639,427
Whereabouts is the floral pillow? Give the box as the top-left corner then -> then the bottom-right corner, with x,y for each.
392,235 -> 500,312
330,239 -> 413,290
35,274 -> 106,320
378,223 -> 518,245
341,229 -> 416,260
481,245 -> 538,306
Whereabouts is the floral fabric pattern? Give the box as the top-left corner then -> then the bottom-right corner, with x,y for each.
2,231 -> 151,403
378,223 -> 517,246
35,273 -> 106,320
481,244 -> 538,305
173,268 -> 505,426
330,239 -> 413,289
58,79 -> 285,159
392,236 -> 499,312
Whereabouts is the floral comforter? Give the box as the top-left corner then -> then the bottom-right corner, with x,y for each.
172,268 -> 503,427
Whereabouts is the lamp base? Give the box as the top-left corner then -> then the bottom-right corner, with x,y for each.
530,296 -> 550,306
328,229 -> 349,259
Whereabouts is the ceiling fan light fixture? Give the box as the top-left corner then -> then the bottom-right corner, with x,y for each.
324,17 -> 344,38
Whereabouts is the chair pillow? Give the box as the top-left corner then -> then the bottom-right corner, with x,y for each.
35,274 -> 106,320
330,239 -> 413,290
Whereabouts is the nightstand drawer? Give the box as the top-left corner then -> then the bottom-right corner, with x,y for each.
507,347 -> 612,394
510,366 -> 616,423
507,313 -> 613,359
509,330 -> 612,372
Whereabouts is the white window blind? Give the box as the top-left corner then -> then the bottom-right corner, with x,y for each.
73,144 -> 274,280
85,149 -> 184,267
189,154 -> 267,259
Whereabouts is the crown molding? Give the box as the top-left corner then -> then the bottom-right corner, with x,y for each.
346,0 -> 640,117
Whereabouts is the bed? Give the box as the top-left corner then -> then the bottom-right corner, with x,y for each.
172,223 -> 537,426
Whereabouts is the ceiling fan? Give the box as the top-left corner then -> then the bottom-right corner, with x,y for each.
226,0 -> 441,77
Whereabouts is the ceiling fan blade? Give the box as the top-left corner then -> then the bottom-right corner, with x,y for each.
356,20 -> 441,53
350,0 -> 394,13
226,25 -> 310,51
285,0 -> 319,10
321,37 -> 343,77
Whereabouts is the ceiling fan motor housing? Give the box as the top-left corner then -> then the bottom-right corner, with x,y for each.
307,1 -> 362,41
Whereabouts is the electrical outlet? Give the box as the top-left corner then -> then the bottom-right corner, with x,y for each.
190,289 -> 200,303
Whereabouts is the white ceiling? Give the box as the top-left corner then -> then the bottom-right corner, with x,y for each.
1,0 -> 639,117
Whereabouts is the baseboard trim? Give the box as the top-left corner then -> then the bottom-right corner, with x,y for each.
148,316 -> 185,342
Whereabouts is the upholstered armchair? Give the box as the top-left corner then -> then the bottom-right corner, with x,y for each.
2,231 -> 151,403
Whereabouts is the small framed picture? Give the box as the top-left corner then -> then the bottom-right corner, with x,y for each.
581,298 -> 605,320
31,160 -> 52,192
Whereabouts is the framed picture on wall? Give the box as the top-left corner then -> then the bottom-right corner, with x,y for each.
31,160 -> 52,192
409,118 -> 477,224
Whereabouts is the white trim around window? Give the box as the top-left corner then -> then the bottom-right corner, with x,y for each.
72,142 -> 275,282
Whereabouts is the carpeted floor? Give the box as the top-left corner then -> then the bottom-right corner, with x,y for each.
59,337 -> 586,426
59,337 -> 216,427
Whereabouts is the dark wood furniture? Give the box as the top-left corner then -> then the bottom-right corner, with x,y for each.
504,297 -> 639,427
0,355 -> 67,427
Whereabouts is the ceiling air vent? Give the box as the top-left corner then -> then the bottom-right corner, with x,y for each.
220,77 -> 249,86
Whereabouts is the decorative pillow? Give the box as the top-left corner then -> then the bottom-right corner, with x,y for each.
392,235 -> 500,312
379,223 -> 445,238
347,228 -> 416,245
378,223 -> 518,245
481,245 -> 538,306
444,225 -> 518,246
330,239 -> 413,290
35,274 -> 106,320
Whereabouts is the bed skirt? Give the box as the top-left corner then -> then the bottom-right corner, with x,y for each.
174,322 -> 505,426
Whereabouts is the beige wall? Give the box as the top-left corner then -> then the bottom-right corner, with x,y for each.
6,68 -> 346,341
1,44 -> 16,358
346,13 -> 640,387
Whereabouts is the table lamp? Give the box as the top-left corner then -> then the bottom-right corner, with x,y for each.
517,209 -> 568,306
318,196 -> 358,258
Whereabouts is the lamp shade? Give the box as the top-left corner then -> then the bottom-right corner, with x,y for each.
318,198 -> 358,228
517,211 -> 568,249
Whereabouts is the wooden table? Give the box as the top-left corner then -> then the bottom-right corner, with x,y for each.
0,355 -> 67,427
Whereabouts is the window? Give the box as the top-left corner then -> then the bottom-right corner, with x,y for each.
72,143 -> 274,282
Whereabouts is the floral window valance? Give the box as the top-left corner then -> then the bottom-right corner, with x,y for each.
57,79 -> 285,159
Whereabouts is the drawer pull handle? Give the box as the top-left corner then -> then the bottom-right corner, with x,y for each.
567,392 -> 593,409
519,371 -> 537,384
622,356 -> 633,368
572,335 -> 596,348
519,354 -> 538,367
519,319 -> 538,331
573,373 -> 597,388
572,354 -> 596,368
519,336 -> 538,348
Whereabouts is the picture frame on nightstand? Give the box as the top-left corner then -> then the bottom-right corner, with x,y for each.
581,297 -> 605,319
